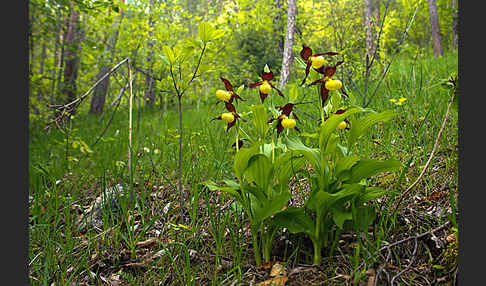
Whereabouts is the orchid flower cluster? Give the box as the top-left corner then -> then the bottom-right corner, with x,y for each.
211,45 -> 347,139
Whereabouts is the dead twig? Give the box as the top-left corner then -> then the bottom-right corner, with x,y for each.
390,237 -> 418,285
46,58 -> 129,129
379,221 -> 450,252
391,82 -> 456,216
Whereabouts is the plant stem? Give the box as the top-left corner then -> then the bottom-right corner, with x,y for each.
313,213 -> 322,265
128,59 -> 134,203
235,121 -> 239,152
251,227 -> 262,266
178,95 -> 184,231
312,239 -> 321,265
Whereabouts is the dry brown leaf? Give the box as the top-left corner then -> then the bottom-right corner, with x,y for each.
366,269 -> 376,286
256,276 -> 288,286
386,263 -> 400,271
269,263 -> 286,277
446,233 -> 456,243
258,261 -> 277,271
334,273 -> 351,280
287,266 -> 315,277
428,191 -> 446,201
136,237 -> 158,248
122,262 -> 148,269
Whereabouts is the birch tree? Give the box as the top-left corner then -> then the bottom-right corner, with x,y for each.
278,0 -> 296,89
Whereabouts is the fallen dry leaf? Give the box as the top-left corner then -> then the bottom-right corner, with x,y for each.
334,273 -> 351,280
256,276 -> 288,286
269,263 -> 286,277
136,238 -> 158,248
366,269 -> 376,286
386,263 -> 401,271
122,262 -> 148,269
258,261 -> 277,271
446,232 -> 456,243
428,191 -> 446,201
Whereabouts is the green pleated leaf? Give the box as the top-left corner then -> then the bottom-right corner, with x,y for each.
275,151 -> 307,186
162,45 -> 175,65
347,110 -> 397,148
272,207 -> 316,237
353,205 -> 376,232
347,158 -> 402,184
282,136 -> 321,171
331,204 -> 353,229
319,107 -> 365,153
249,104 -> 270,139
198,21 -> 214,43
252,190 -> 291,223
200,180 -> 241,200
358,186 -> 393,204
234,144 -> 260,181
335,155 -> 360,178
245,154 -> 273,193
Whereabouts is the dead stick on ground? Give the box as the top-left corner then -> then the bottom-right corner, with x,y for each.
380,221 -> 450,252
391,84 -> 456,216
367,220 -> 451,284
390,237 -> 418,285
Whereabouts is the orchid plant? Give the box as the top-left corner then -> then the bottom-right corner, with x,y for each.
202,44 -> 402,267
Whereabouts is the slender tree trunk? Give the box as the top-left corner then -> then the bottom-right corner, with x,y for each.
56,14 -> 69,99
89,2 -> 124,114
451,0 -> 457,50
427,0 -> 443,57
374,0 -> 380,24
273,0 -> 284,54
278,0 -> 296,89
61,6 -> 81,110
35,43 -> 47,103
365,0 -> 374,60
144,0 -> 156,106
50,9 -> 62,105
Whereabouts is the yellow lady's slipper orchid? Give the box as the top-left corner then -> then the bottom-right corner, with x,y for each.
259,81 -> 272,95
221,112 -> 235,123
281,117 -> 296,129
311,55 -> 326,69
336,121 -> 347,130
324,79 -> 342,91
216,89 -> 231,102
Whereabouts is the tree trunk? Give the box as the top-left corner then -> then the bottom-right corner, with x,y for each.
61,6 -> 81,111
427,0 -> 443,57
278,0 -> 296,89
89,2 -> 124,114
35,43 -> 47,102
374,0 -> 380,24
56,13 -> 69,100
365,0 -> 373,60
50,9 -> 62,105
451,0 -> 457,50
144,0 -> 156,106
273,0 -> 284,54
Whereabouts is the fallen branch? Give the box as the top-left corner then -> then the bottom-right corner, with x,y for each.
46,58 -> 129,129
368,220 -> 451,285
379,221 -> 450,252
390,237 -> 418,285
